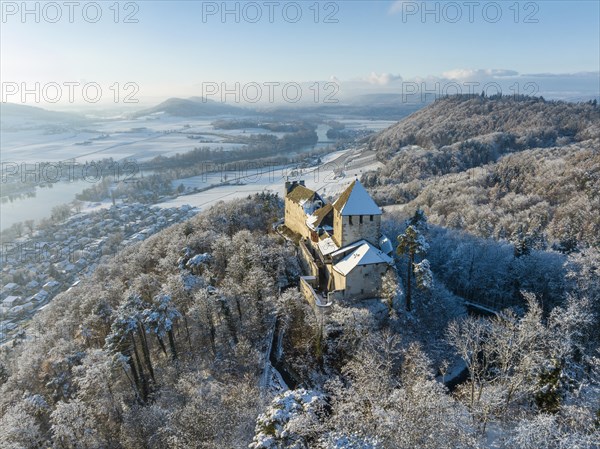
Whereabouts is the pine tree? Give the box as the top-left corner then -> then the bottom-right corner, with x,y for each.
396,225 -> 429,311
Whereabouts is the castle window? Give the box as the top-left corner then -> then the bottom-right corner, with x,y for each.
359,215 -> 363,224
370,215 -> 374,221
348,216 -> 353,225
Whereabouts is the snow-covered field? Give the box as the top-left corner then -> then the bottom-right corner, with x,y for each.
0,126 -> 245,164
1,115 -> 388,229
0,118 -> 390,164
157,147 -> 383,212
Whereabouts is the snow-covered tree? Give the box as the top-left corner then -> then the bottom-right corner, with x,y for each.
381,269 -> 401,315
317,432 -> 383,449
50,399 -> 103,448
0,400 -> 46,449
249,389 -> 325,449
413,259 -> 433,290
143,293 -> 181,360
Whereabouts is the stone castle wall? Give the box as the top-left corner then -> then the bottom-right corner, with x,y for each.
333,210 -> 381,247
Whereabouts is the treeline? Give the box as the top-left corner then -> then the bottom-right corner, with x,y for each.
76,174 -> 176,203
147,129 -> 318,171
211,119 -> 304,132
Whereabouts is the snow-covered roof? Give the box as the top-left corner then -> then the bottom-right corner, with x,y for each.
286,185 -> 320,204
330,240 -> 365,258
333,241 -> 393,276
317,237 -> 339,256
332,180 -> 382,216
3,296 -> 21,305
379,234 -> 394,255
306,204 -> 333,230
34,290 -> 49,299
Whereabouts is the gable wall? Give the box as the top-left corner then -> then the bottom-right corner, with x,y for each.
284,197 -> 310,238
329,262 -> 389,300
343,263 -> 389,300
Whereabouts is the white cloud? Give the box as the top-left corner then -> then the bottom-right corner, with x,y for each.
442,68 -> 519,80
366,72 -> 403,85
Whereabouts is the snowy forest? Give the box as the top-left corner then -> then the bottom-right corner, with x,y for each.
1,95 -> 599,448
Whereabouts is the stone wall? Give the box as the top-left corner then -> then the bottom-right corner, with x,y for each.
298,239 -> 319,278
300,276 -> 331,314
329,263 -> 389,301
333,209 -> 381,247
343,263 -> 389,300
284,198 -> 310,238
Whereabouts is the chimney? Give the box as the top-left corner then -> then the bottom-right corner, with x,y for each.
285,180 -> 301,194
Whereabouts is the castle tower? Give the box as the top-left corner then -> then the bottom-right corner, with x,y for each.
331,180 -> 382,248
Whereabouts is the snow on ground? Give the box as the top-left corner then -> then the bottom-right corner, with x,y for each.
1,117 -> 390,164
156,147 -> 374,212
0,128 -> 248,164
1,116 -> 389,228
1,116 -> 274,164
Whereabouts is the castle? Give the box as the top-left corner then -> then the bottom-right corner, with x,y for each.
284,179 -> 394,303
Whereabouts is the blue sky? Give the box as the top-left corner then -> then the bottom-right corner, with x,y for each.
1,1 -> 599,105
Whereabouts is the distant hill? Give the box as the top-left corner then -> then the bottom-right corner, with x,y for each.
362,95 -> 600,250
363,95 -> 599,186
345,93 -> 425,106
131,97 -> 251,117
368,94 -> 599,160
0,102 -> 85,124
261,93 -> 425,120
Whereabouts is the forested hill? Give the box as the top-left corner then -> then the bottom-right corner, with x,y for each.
368,95 -> 599,160
362,95 -> 600,251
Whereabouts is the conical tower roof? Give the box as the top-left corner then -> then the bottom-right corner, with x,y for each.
332,180 -> 382,216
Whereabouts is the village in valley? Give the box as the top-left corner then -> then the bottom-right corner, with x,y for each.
0,203 -> 198,344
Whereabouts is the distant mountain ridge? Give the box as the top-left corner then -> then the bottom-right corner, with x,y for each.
0,102 -> 85,123
131,97 -> 251,118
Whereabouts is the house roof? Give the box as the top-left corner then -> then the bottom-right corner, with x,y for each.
306,203 -> 333,230
330,240 -> 365,258
317,237 -> 339,256
286,185 -> 320,205
332,180 -> 382,216
3,296 -> 21,305
379,234 -> 394,255
333,240 -> 393,276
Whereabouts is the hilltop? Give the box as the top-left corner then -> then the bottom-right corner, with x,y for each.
362,95 -> 600,250
131,96 -> 250,118
368,94 -> 599,160
0,103 -> 86,126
